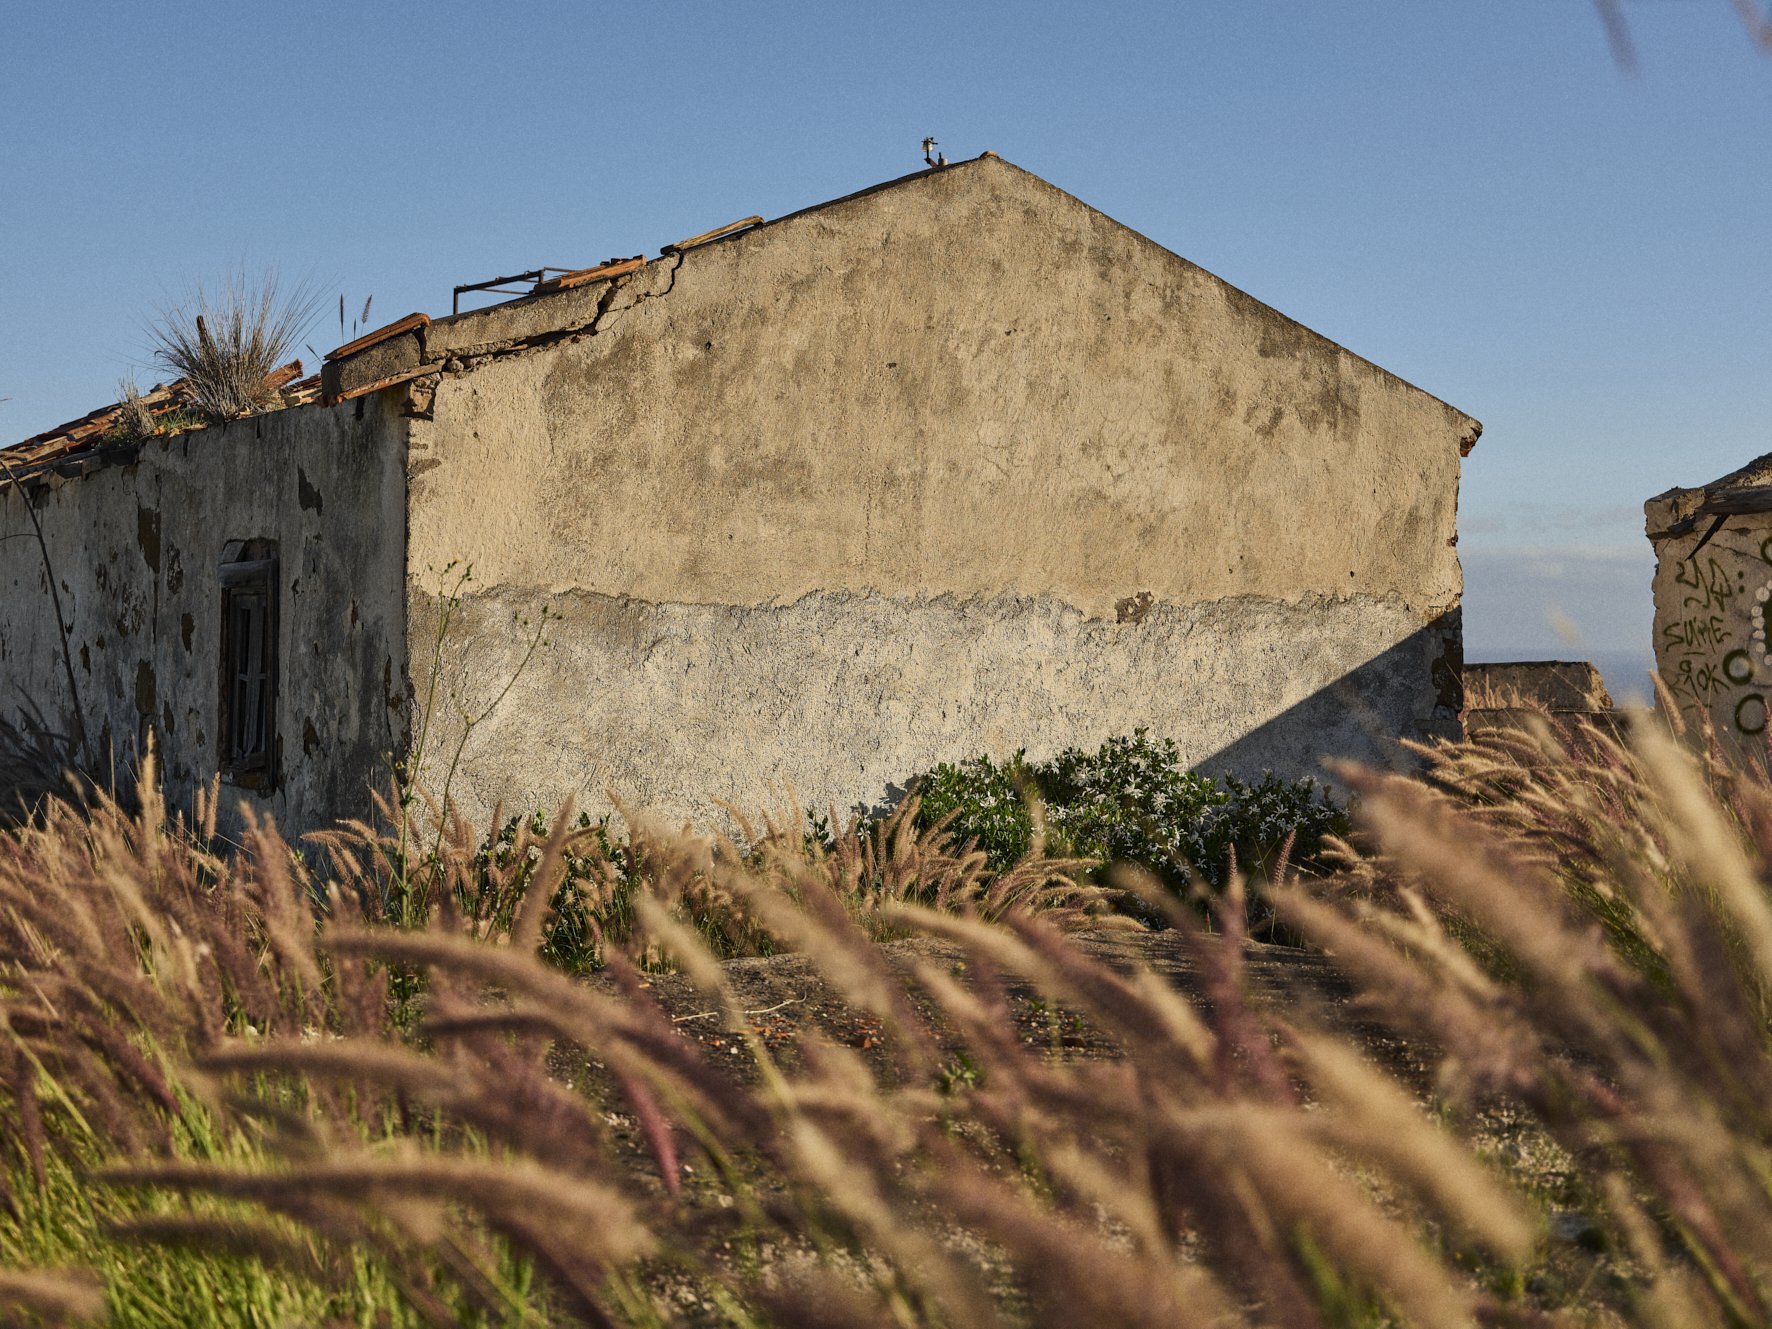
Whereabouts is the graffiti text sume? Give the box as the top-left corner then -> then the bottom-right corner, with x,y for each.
1663,614 -> 1731,655
1676,556 -> 1738,613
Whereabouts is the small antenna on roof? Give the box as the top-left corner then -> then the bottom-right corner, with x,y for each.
922,136 -> 947,169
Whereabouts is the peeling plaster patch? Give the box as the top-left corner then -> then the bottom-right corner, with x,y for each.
134,661 -> 156,719
298,468 -> 324,516
161,702 -> 175,736
303,718 -> 321,756
136,506 -> 161,574
79,644 -> 90,673
1115,590 -> 1153,624
180,613 -> 194,653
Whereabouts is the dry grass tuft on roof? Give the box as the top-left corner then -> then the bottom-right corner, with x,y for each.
0,365 -> 321,490
145,271 -> 324,424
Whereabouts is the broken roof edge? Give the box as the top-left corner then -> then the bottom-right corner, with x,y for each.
408,150 -> 1483,453
0,365 -> 324,491
13,151 -> 1482,469
1645,449 -> 1772,539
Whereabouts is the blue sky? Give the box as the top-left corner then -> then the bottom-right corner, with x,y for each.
3,1 -> 1767,693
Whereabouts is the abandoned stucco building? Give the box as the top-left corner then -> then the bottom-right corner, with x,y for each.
0,154 -> 1480,838
1646,454 -> 1772,741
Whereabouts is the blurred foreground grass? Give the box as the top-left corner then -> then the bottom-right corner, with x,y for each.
1,708 -> 1770,1325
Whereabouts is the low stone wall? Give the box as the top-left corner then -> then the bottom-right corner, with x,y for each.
1463,660 -> 1616,739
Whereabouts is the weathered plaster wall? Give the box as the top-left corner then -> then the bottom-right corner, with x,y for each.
409,158 -> 1472,616
0,398 -> 408,835
402,156 -> 1473,828
410,587 -> 1458,830
1647,509 -> 1772,742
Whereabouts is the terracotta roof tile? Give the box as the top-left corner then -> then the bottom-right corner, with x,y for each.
325,313 -> 430,361
0,361 -> 311,489
531,256 -> 646,294
660,216 -> 762,254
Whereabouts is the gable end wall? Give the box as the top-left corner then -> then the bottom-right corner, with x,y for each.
402,157 -> 1471,829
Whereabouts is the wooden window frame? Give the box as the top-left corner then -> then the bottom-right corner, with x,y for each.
217,543 -> 279,791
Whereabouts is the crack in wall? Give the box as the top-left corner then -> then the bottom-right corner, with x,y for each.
430,251 -> 687,377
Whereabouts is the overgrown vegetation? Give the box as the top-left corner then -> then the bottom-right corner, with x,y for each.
912,729 -> 1350,895
7,714 -> 1772,1324
391,790 -> 1105,979
145,272 -> 321,423
104,378 -> 157,445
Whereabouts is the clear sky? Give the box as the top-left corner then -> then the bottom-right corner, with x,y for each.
3,1 -> 1767,697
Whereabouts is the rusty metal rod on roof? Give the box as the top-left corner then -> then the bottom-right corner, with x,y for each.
452,269 -> 574,315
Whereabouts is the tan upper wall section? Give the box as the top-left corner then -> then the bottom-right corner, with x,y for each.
407,157 -> 1475,619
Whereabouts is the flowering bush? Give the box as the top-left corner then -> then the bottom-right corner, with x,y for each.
911,730 -> 1350,895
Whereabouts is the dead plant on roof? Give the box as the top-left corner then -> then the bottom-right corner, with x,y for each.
106,376 -> 158,444
145,271 -> 322,423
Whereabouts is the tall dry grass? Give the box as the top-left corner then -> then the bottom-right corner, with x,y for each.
1288,708 -> 1772,1325
0,759 -> 1531,1326
145,272 -> 321,422
9,712 -> 1772,1323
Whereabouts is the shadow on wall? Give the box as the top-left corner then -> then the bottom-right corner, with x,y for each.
0,697 -> 97,821
867,612 -> 1465,813
1194,612 -> 1463,786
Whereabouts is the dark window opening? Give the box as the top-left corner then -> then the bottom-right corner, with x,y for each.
218,540 -> 279,790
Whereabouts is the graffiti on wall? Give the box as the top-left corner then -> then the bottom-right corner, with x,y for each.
1658,535 -> 1772,737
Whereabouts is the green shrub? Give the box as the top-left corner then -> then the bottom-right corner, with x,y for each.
1201,771 -> 1351,887
908,729 -> 1350,900
471,810 -> 637,976
913,751 -> 1039,868
462,791 -> 1100,976
1040,731 -> 1230,888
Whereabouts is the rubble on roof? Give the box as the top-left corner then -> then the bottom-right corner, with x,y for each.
0,170 -> 972,489
0,362 -> 319,490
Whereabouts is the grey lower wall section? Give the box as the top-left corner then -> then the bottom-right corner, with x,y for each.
0,400 -> 409,836
407,587 -> 1458,831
